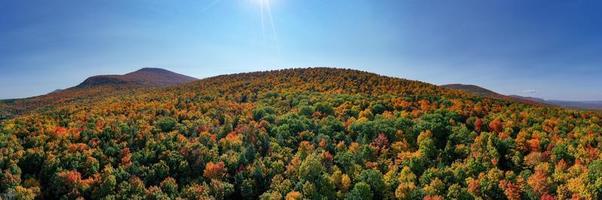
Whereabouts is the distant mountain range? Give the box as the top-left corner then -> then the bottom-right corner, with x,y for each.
545,100 -> 602,110
1,68 -> 197,117
442,84 -> 602,110
2,69 -> 599,120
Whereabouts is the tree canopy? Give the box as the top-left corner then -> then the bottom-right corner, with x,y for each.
0,68 -> 600,199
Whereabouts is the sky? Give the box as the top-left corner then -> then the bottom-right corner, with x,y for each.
1,0 -> 601,100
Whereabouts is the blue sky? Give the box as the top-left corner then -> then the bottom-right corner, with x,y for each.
1,0 -> 601,100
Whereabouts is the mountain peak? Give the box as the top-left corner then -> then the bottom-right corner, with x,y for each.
441,84 -> 503,98
75,67 -> 197,89
131,67 -> 172,73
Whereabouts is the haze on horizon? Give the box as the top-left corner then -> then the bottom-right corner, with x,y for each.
1,0 -> 601,101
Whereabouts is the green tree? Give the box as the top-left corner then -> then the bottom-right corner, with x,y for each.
156,117 -> 177,132
299,154 -> 324,182
346,182 -> 373,200
358,169 -> 385,198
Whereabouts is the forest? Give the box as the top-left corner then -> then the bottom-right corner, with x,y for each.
0,68 -> 600,200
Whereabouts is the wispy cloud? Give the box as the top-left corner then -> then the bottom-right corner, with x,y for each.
521,89 -> 536,94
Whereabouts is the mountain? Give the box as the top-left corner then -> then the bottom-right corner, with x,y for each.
508,95 -> 602,110
0,67 -> 197,117
441,84 -> 545,105
546,100 -> 602,110
443,83 -> 602,110
508,95 -> 546,103
75,67 -> 197,88
441,84 -> 505,98
1,68 -> 600,199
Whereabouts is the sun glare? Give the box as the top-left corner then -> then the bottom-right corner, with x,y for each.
254,0 -> 271,6
252,0 -> 277,42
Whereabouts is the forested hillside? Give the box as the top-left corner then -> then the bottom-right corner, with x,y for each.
1,68 -> 600,199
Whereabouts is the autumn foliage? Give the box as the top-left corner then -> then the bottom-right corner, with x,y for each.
0,68 -> 600,199
203,162 -> 226,180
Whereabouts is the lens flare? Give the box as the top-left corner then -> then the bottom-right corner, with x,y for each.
255,0 -> 277,42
